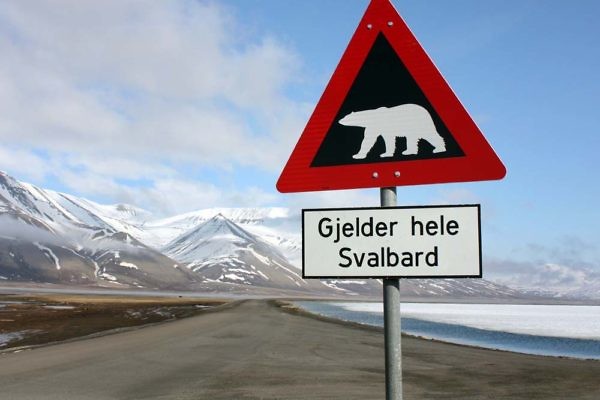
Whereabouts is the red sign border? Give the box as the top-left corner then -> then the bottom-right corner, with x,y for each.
277,0 -> 506,193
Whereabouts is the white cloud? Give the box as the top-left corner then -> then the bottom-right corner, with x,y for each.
0,146 -> 48,181
45,165 -> 279,217
485,258 -> 600,296
130,178 -> 280,216
0,0 -> 305,211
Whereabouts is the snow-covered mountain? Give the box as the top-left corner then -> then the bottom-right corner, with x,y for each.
163,213 -> 289,271
143,207 -> 302,265
399,278 -> 522,298
495,273 -> 600,301
0,171 -> 197,289
162,213 -> 382,296
0,170 -> 547,299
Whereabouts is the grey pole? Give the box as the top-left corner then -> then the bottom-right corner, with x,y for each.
381,187 -> 402,400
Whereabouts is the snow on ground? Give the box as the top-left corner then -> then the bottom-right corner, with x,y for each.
119,262 -> 139,270
92,260 -> 100,276
33,242 -> 62,270
0,331 -> 33,347
222,274 -> 245,282
332,303 -> 600,340
244,246 -> 271,265
99,273 -> 118,281
320,281 -> 352,293
271,259 -> 301,278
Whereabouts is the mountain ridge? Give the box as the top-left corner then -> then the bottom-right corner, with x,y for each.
0,170 -> 571,300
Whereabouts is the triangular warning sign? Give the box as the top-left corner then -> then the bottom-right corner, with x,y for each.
277,0 -> 506,193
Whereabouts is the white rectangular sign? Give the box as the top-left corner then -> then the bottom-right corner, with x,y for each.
302,205 -> 481,278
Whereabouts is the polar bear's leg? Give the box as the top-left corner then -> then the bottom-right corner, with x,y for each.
380,134 -> 396,157
402,136 -> 419,155
353,129 -> 379,159
424,131 -> 446,153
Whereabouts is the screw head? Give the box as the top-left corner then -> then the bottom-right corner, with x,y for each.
372,172 -> 379,179
387,21 -> 394,27
366,23 -> 373,30
394,171 -> 401,178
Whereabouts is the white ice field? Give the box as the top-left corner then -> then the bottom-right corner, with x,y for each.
331,302 -> 600,340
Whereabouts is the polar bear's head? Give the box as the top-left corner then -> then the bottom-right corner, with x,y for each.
339,111 -> 363,127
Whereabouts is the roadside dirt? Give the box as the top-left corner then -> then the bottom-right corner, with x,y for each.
0,293 -> 226,350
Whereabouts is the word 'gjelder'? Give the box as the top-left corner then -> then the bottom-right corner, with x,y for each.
318,217 -> 399,243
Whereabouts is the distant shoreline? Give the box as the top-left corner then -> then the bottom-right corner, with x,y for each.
2,283 -> 599,305
287,300 -> 600,361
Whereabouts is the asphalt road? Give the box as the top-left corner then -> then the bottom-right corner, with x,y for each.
1,300 -> 599,399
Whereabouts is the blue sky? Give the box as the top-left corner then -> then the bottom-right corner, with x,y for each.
0,0 -> 598,289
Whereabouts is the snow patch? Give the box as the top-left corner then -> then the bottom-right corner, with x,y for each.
272,260 -> 302,279
33,242 -> 62,270
321,281 -> 349,292
223,273 -> 245,282
245,246 -> 271,265
119,261 -> 139,270
100,273 -> 117,281
250,265 -> 269,280
0,331 -> 35,348
92,260 -> 100,277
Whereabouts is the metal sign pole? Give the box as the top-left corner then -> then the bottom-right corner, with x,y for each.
381,187 -> 402,400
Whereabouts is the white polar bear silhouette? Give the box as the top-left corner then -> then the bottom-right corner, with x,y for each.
339,104 -> 446,159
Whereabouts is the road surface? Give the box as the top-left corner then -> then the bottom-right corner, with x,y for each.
0,300 -> 599,399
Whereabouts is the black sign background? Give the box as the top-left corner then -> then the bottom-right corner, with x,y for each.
311,33 -> 464,167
